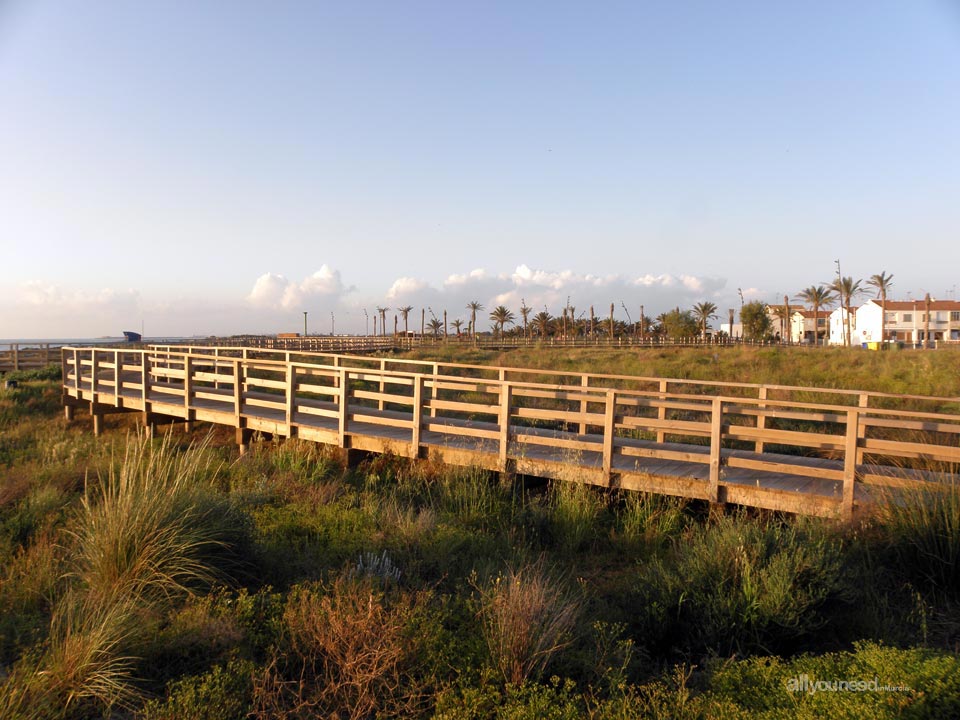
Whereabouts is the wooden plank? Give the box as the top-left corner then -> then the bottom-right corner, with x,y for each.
430,398 -> 500,415
656,380 -> 667,443
860,438 -> 960,463
618,444 -> 711,465
350,411 -> 415,430
513,406 -> 606,426
725,455 -> 844,481
514,432 -> 602,452
424,421 -> 500,441
352,388 -> 416,407
725,425 -> 845,451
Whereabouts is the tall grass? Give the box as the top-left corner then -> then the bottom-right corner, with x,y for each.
0,431 -> 250,718
0,592 -> 141,719
877,477 -> 960,599
72,430 -> 247,604
474,557 -> 582,686
548,478 -> 604,553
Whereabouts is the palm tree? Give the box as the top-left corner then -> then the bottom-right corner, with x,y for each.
691,301 -> 718,342
795,286 -> 835,346
533,311 -> 553,338
427,317 -> 443,338
866,271 -> 894,343
399,305 -> 414,337
467,301 -> 484,340
451,318 -> 463,336
489,305 -> 515,339
519,299 -> 531,339
376,306 -> 390,337
830,277 -> 862,347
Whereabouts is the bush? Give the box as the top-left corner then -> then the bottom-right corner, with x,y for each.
638,513 -> 850,656
252,573 -> 431,719
474,557 -> 582,686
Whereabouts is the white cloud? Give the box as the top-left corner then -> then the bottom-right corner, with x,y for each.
247,264 -> 348,310
386,276 -> 428,300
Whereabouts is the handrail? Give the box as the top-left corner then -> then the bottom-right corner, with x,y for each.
62,346 -> 960,521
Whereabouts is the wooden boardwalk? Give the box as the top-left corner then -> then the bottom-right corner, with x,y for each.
61,346 -> 960,520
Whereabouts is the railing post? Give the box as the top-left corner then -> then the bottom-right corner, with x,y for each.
755,386 -> 768,454
338,368 -> 350,448
499,381 -> 512,472
90,349 -> 99,405
412,374 -> 424,457
602,389 -> 616,485
856,393 -> 869,465
379,358 -> 386,410
184,355 -> 193,415
12,344 -> 18,372
114,349 -> 121,406
285,363 -> 296,437
141,351 -> 151,412
233,360 -> 243,426
430,363 -> 439,418
656,380 -> 668,443
843,408 -> 859,520
709,397 -> 723,505
73,348 -> 81,390
579,375 -> 590,435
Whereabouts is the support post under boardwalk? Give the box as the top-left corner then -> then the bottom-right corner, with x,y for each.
708,397 -> 723,505
237,427 -> 252,455
92,405 -> 104,437
64,404 -> 74,422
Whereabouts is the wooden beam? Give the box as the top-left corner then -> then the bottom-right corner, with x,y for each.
656,379 -> 668,443
338,368 -> 349,448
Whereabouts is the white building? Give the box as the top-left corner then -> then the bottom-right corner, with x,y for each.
790,310 -> 830,344
855,299 -> 960,345
828,306 -> 858,346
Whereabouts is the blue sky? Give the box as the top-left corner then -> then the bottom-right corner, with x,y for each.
2,1 -> 958,337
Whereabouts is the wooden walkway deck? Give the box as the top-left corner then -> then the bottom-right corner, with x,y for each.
61,347 -> 960,520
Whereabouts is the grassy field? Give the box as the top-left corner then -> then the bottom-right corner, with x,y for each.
0,357 -> 959,719
398,343 -> 960,399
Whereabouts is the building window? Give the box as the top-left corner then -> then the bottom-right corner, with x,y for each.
885,312 -> 896,322
951,311 -> 960,322
903,313 -> 912,322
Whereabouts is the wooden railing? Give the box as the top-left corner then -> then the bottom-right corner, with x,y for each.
62,346 -> 960,520
0,344 -> 62,373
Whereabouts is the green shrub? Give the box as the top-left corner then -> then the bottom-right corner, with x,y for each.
638,513 -> 850,656
142,657 -> 256,720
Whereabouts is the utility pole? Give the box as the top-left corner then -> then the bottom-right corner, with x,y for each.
303,311 -> 308,337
